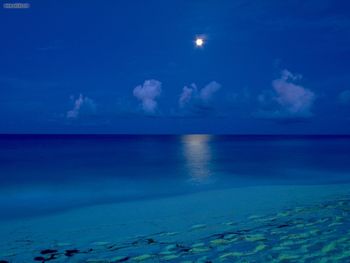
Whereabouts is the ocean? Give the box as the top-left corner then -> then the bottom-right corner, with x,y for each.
1,135 -> 350,262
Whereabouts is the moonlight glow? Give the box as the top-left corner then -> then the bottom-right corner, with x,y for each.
195,38 -> 204,47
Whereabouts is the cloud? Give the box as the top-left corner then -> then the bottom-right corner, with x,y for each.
179,84 -> 198,108
339,90 -> 350,105
256,70 -> 315,120
133,79 -> 162,114
200,81 -> 221,102
179,81 -> 221,109
66,94 -> 96,119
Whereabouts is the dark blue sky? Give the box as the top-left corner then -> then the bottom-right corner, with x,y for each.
1,0 -> 350,134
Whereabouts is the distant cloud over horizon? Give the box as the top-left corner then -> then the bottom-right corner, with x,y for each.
179,81 -> 221,112
66,94 -> 96,119
133,79 -> 162,114
62,74 -> 318,123
256,70 -> 316,120
179,84 -> 197,109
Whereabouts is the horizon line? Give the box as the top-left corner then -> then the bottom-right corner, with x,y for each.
0,133 -> 350,136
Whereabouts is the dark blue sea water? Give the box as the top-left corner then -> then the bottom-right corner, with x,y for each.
1,134 -> 350,219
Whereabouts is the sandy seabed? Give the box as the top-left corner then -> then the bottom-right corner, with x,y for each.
1,184 -> 350,262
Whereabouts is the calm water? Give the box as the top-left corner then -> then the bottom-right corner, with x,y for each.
1,134 -> 350,219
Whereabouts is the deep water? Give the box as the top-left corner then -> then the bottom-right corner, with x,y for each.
1,134 -> 350,219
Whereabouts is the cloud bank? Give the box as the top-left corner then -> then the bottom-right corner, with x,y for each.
133,79 -> 162,114
66,94 -> 96,119
257,70 -> 315,120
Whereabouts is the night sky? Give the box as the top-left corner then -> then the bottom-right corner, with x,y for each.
1,0 -> 350,134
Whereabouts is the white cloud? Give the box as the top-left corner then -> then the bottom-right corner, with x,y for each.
179,81 -> 221,108
179,84 -> 197,108
133,79 -> 162,114
257,70 -> 315,119
66,94 -> 96,119
199,81 -> 221,102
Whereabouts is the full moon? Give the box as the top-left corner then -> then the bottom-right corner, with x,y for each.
195,38 -> 204,47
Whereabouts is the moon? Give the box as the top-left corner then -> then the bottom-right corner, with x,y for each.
195,37 -> 204,47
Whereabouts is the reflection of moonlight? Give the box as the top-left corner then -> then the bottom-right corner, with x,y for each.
182,135 -> 212,184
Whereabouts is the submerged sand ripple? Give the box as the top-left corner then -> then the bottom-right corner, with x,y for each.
2,196 -> 350,262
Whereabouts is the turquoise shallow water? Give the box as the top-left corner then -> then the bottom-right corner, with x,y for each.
1,185 -> 350,262
52,195 -> 350,263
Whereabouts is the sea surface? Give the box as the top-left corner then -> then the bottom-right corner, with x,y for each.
1,134 -> 350,219
1,135 -> 350,262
